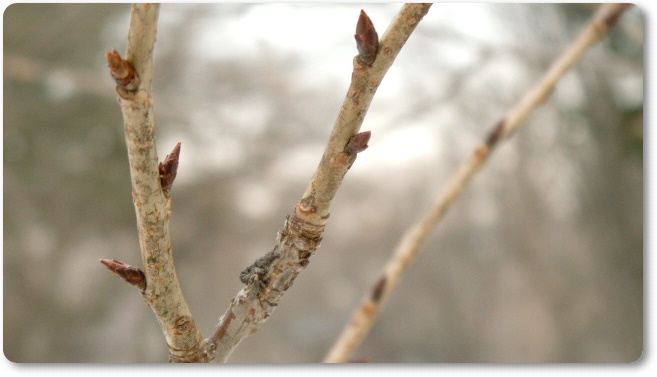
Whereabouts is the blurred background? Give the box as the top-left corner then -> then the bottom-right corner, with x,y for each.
3,3 -> 643,362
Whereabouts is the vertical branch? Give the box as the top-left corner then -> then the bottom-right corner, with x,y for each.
323,3 -> 632,363
106,3 -> 209,363
207,4 -> 432,363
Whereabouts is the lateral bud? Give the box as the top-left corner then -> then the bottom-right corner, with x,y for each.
601,3 -> 632,28
355,10 -> 379,66
344,131 -> 371,155
100,259 -> 146,288
105,49 -> 140,91
485,119 -> 506,148
159,142 -> 181,197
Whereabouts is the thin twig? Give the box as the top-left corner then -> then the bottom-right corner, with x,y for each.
105,3 -> 209,362
207,4 -> 432,363
298,4 -> 433,226
323,3 -> 632,363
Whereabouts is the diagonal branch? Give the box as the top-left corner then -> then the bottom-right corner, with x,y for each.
298,4 -> 433,226
323,3 -> 633,363
104,3 -> 209,363
206,4 -> 433,363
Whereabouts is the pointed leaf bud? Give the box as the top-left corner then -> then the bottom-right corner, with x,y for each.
344,131 -> 371,155
105,50 -> 140,91
159,142 -> 181,197
100,259 -> 146,288
355,10 -> 379,66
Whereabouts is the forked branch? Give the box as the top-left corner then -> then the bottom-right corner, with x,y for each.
323,3 -> 632,363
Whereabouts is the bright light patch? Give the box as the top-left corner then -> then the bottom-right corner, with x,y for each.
362,126 -> 438,170
234,181 -> 277,220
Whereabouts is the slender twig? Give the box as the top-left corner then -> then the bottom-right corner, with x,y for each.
104,4 -> 209,362
298,4 -> 433,226
323,3 -> 632,363
207,4 -> 432,363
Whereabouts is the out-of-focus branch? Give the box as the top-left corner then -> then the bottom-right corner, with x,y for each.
207,4 -> 432,363
102,4 -> 209,363
323,3 -> 632,363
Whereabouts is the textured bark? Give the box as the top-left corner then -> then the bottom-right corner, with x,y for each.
207,4 -> 433,363
110,3 -> 209,363
323,3 -> 632,363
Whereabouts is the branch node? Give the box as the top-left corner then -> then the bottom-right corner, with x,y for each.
100,258 -> 146,289
105,50 -> 140,91
159,142 -> 181,197
173,315 -> 195,335
355,10 -> 379,66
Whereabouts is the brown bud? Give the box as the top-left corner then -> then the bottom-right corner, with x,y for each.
371,275 -> 386,303
344,131 -> 371,155
100,259 -> 145,288
159,142 -> 181,197
105,50 -> 139,91
355,10 -> 379,66
602,3 -> 632,28
485,118 -> 506,148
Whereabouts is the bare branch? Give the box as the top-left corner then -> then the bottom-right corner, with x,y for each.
299,3 -> 433,226
323,3 -> 632,363
107,4 -> 209,363
207,4 -> 432,363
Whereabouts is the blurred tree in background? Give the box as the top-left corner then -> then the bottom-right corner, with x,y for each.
3,3 -> 642,362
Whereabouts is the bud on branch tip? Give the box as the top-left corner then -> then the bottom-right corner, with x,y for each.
159,142 -> 181,197
105,49 -> 139,91
100,259 -> 145,287
355,10 -> 379,66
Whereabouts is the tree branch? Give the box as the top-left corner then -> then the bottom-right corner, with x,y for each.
207,4 -> 432,363
298,3 -> 433,226
103,3 -> 209,363
323,3 -> 632,363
